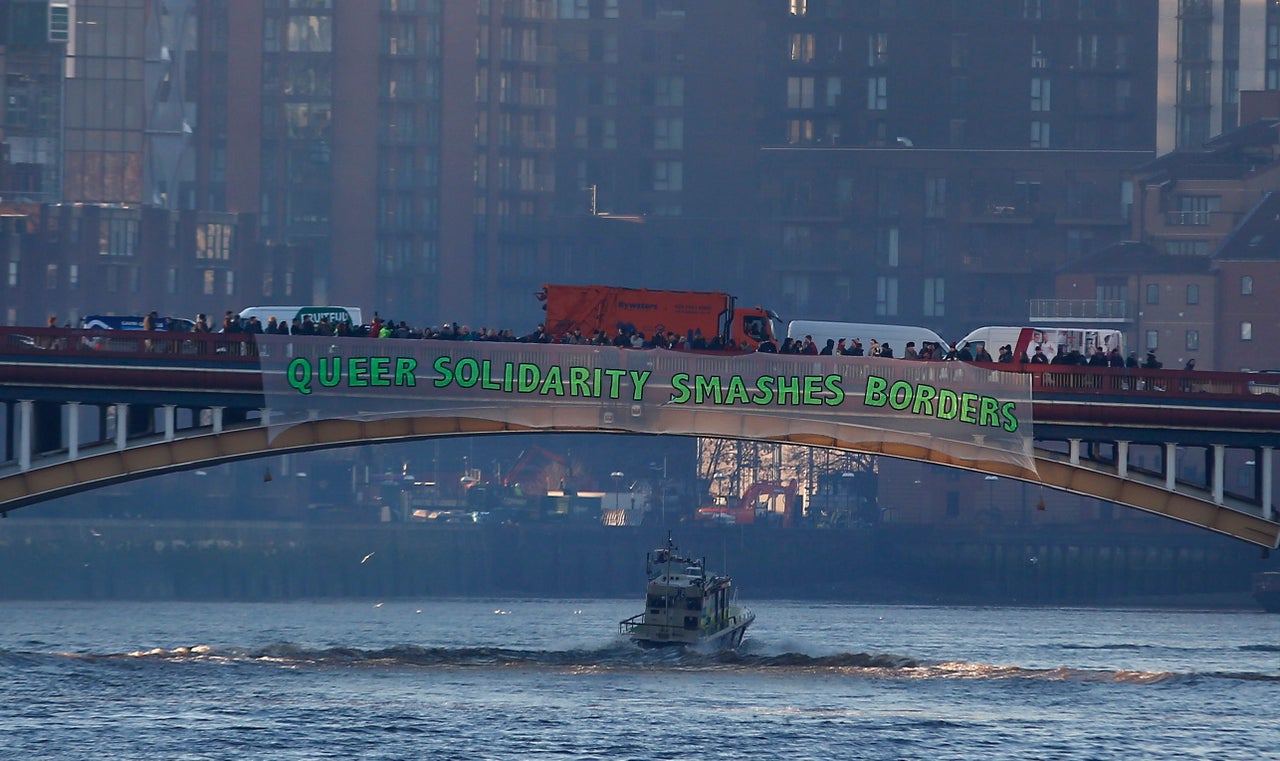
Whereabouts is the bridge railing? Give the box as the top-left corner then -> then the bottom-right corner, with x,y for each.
4,325 -> 1280,405
970,361 -> 1280,401
2,325 -> 262,362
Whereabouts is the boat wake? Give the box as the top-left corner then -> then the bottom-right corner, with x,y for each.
6,643 -> 1277,683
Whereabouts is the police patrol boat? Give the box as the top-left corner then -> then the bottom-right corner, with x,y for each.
619,536 -> 754,648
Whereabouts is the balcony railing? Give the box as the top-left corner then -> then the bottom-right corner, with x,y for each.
1165,210 -> 1212,226
1029,299 -> 1128,322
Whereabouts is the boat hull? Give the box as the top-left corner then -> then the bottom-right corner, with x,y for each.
626,608 -> 755,649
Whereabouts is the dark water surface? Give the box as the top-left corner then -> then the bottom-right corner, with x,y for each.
2,599 -> 1279,760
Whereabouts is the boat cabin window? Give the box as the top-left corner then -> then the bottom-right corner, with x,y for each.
683,616 -> 699,630
685,598 -> 701,611
647,595 -> 666,608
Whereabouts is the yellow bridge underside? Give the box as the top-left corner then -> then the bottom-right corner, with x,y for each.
2,415 -> 1276,548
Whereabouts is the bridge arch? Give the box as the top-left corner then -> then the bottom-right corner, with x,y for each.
2,328 -> 1277,548
2,412 -> 1276,549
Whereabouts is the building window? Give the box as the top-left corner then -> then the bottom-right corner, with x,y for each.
1269,24 -> 1280,89
1170,195 -> 1219,225
924,277 -> 945,317
1186,330 -> 1199,351
867,77 -> 887,110
1165,240 -> 1209,256
45,264 -> 57,290
1241,321 -> 1253,341
1031,34 -> 1047,68
787,77 -> 815,109
99,217 -> 139,257
786,119 -> 814,144
1146,330 -> 1158,351
203,269 -> 215,295
789,0 -> 807,15
876,227 -> 899,267
825,77 -> 842,108
1030,120 -> 1050,147
1031,77 -> 1051,111
778,273 -> 809,311
875,275 -> 898,316
68,264 -> 78,289
655,75 -> 684,106
287,16 -> 333,53
1242,275 -> 1254,294
868,32 -> 888,66
654,117 -> 683,150
1186,283 -> 1199,305
1077,33 -> 1100,69
790,33 -> 815,63
1146,283 -> 1159,304
653,161 -> 683,191
7,261 -> 17,287
197,223 -> 234,260
925,177 -> 946,218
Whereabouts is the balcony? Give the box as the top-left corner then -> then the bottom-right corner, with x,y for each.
1164,210 -> 1210,226
1029,299 -> 1128,323
968,202 -> 1038,223
519,131 -> 555,150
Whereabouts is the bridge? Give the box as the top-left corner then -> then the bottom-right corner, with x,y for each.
2,325 -> 1278,548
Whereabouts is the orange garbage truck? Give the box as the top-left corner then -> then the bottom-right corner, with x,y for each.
537,284 -> 779,350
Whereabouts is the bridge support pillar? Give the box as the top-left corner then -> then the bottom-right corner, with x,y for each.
211,407 -> 224,434
67,402 -> 79,460
115,403 -> 128,451
1212,445 -> 1225,504
163,405 -> 176,442
1165,443 -> 1178,490
17,400 -> 32,472
1264,446 -> 1274,521
1069,438 -> 1081,466
1116,441 -> 1129,478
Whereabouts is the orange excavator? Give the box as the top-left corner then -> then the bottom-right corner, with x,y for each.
695,479 -> 801,527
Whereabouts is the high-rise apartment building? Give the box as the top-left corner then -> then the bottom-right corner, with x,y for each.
1156,0 -> 1280,154
20,0 -> 1280,345
62,0 -> 146,203
769,1 -> 1155,151
197,0 -> 555,323
0,0 -> 65,203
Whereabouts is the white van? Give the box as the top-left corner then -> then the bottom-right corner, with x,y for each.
954,326 -> 1124,363
786,320 -> 951,358
238,306 -> 364,329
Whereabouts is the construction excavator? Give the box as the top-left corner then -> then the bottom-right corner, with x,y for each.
695,479 -> 801,527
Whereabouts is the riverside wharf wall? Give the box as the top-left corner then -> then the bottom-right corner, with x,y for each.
0,519 -> 1274,607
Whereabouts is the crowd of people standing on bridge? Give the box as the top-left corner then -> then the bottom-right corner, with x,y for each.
42,309 -> 1195,373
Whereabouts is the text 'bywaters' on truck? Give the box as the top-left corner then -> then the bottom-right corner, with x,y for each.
536,284 -> 781,350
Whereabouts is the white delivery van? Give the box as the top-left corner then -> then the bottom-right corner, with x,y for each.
953,326 -> 1124,363
237,306 -> 364,329
786,320 -> 951,357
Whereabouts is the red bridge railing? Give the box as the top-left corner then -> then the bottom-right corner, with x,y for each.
2,325 -> 1277,405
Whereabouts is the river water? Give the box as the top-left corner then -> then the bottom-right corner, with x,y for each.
2,598 -> 1279,760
